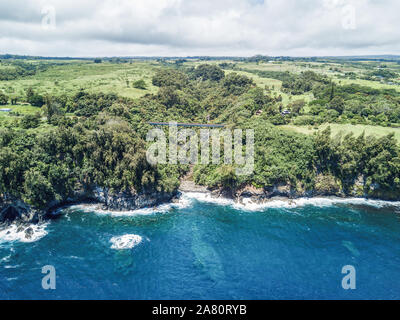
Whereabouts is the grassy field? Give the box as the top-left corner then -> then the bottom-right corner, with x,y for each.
0,104 -> 39,118
1,58 -> 400,143
332,78 -> 400,92
0,60 -> 160,100
280,123 -> 400,142
224,69 -> 314,106
231,60 -> 400,90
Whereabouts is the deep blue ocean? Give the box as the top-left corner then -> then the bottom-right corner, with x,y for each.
1,193 -> 400,300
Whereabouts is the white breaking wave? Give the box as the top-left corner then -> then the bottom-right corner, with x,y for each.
181,192 -> 400,212
68,192 -> 400,216
70,203 -> 171,216
0,223 -> 49,243
110,234 -> 143,250
69,196 -> 192,217
0,254 -> 11,263
182,192 -> 234,206
234,197 -> 400,211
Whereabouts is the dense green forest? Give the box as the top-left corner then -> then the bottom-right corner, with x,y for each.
1,59 -> 400,209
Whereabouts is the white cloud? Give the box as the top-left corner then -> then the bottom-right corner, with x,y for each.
0,0 -> 399,56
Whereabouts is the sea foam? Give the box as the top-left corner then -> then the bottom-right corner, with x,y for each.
182,192 -> 400,211
68,192 -> 400,217
69,196 -> 192,217
239,197 -> 400,211
110,234 -> 143,250
0,223 -> 49,244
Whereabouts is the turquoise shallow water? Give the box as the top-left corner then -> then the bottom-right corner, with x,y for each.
1,194 -> 400,300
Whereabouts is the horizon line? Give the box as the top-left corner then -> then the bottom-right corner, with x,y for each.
1,53 -> 400,60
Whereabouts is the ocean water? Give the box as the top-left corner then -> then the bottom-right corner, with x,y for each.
1,193 -> 400,300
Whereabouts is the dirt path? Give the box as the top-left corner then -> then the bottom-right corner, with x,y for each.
179,165 -> 208,193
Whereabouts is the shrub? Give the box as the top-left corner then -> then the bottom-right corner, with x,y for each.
132,79 -> 147,90
20,113 -> 41,129
0,92 -> 8,105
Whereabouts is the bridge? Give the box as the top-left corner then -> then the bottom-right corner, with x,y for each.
148,122 -> 225,128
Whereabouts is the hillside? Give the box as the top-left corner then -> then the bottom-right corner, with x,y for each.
0,57 -> 400,216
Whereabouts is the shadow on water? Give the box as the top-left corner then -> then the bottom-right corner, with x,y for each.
191,223 -> 225,284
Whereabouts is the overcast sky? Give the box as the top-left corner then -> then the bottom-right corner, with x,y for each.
0,0 -> 399,57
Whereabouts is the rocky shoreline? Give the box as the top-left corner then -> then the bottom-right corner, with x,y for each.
1,178 -> 399,227
0,186 -> 177,226
180,178 -> 400,205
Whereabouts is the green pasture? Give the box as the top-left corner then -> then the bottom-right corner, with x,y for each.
0,61 -> 160,100
280,123 -> 400,142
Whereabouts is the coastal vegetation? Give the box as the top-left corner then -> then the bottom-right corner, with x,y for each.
0,56 -> 400,212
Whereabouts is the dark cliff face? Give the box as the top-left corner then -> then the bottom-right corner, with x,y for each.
213,178 -> 400,202
0,187 -> 178,225
1,179 -> 398,226
91,187 -> 178,211
0,200 -> 39,226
